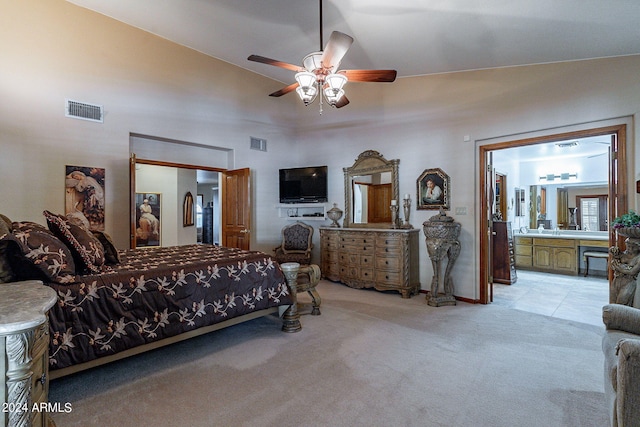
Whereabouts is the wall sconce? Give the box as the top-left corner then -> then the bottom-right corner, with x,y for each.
539,172 -> 578,182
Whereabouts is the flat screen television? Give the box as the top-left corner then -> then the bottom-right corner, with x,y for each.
279,166 -> 328,203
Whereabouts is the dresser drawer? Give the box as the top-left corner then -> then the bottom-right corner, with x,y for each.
375,235 -> 402,247
515,245 -> 532,256
359,268 -> 375,281
340,243 -> 374,253
375,245 -> 402,256
375,256 -> 400,270
321,239 -> 339,250
322,250 -> 339,262
361,254 -> 374,268
340,234 -> 374,246
376,270 -> 401,284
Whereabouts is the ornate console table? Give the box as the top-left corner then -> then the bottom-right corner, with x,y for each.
1,280 -> 57,427
320,227 -> 420,298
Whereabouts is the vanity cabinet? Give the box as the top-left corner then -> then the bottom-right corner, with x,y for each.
1,281 -> 57,427
514,236 -> 578,275
320,227 -> 420,298
533,238 -> 577,274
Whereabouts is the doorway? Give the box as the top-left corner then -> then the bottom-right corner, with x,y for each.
479,124 -> 628,306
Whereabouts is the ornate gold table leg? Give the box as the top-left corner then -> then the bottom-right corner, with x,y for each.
299,264 -> 322,315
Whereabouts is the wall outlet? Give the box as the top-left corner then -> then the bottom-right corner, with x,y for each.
455,207 -> 467,215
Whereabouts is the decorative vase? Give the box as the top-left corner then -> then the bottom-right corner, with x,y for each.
326,203 -> 343,228
568,207 -> 577,227
423,209 -> 460,307
616,227 -> 640,239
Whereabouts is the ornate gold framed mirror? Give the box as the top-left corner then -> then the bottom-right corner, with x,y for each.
343,150 -> 399,228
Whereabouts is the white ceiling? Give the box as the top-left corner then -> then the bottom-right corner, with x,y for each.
67,0 -> 620,164
67,0 -> 640,84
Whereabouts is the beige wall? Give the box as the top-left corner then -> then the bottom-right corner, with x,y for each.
1,0 -> 638,300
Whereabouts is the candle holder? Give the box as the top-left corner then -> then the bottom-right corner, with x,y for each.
402,197 -> 413,229
390,204 -> 399,229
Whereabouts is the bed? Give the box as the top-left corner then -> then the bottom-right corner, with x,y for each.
0,212 -> 301,379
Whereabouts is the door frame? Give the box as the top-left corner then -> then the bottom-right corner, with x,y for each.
478,124 -> 627,304
129,156 -> 225,249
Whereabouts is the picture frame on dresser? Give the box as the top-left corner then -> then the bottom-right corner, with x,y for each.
417,168 -> 450,210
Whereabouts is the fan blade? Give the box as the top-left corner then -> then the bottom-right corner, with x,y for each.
335,95 -> 350,108
321,31 -> 353,69
339,69 -> 397,83
269,82 -> 299,97
247,55 -> 302,72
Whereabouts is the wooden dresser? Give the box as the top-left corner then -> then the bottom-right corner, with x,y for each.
1,281 -> 57,427
492,221 -> 517,284
320,227 -> 420,298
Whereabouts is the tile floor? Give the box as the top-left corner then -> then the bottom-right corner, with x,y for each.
492,269 -> 609,327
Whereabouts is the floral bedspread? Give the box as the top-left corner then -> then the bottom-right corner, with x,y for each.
46,244 -> 292,371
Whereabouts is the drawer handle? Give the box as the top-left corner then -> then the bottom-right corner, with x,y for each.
385,261 -> 389,265
39,373 -> 46,385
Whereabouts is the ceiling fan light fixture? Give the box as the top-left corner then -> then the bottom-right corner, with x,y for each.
325,73 -> 347,94
295,71 -> 317,92
296,85 -> 317,105
303,52 -> 323,72
324,87 -> 344,106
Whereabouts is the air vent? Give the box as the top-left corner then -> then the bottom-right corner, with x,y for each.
250,137 -> 267,152
65,99 -> 103,123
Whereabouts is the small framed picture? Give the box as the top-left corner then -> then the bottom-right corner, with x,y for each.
183,191 -> 194,227
417,168 -> 450,210
135,192 -> 161,247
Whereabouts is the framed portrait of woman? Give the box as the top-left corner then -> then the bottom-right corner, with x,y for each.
135,192 -> 161,247
65,165 -> 105,231
417,168 -> 450,210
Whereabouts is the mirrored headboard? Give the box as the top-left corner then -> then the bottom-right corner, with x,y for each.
343,150 -> 399,228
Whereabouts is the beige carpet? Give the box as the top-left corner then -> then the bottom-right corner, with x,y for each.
49,280 -> 607,427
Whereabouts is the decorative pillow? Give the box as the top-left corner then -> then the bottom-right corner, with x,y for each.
43,211 -> 105,273
92,231 -> 121,265
5,221 -> 76,283
0,217 -> 15,283
0,213 -> 11,230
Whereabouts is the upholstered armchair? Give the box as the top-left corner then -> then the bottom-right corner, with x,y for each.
274,221 -> 314,265
602,300 -> 640,426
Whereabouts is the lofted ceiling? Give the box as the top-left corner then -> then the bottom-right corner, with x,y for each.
67,1 -> 622,164
67,0 -> 640,84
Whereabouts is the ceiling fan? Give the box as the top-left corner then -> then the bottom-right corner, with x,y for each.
247,0 -> 397,111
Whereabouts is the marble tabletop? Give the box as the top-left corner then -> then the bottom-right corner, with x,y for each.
0,280 -> 57,334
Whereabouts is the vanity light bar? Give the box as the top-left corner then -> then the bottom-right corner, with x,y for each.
539,172 -> 578,181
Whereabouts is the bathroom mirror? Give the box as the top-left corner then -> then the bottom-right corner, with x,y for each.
343,150 -> 399,228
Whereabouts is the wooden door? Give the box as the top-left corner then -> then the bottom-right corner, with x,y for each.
368,183 -> 392,223
222,168 -> 251,250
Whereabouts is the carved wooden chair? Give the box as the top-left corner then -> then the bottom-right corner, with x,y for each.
274,221 -> 314,265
